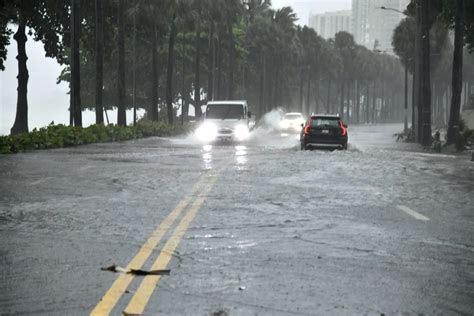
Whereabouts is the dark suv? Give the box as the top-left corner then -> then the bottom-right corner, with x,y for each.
300,114 -> 348,150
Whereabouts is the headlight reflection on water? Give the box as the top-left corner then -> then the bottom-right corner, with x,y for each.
235,145 -> 248,166
201,145 -> 213,170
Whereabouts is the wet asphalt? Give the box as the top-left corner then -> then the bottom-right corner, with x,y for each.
0,124 -> 473,315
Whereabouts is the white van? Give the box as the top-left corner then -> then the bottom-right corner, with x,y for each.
195,100 -> 255,142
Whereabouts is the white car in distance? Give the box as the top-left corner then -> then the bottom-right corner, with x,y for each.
279,112 -> 306,132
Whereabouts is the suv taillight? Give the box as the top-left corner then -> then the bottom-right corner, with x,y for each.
304,123 -> 311,135
339,121 -> 347,136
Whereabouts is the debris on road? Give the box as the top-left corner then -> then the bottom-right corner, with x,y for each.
100,264 -> 171,276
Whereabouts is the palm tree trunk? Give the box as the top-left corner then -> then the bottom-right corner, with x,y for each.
207,21 -> 214,101
420,0 -> 432,146
468,81 -> 472,106
299,70 -> 304,113
95,0 -> 104,124
446,85 -> 450,124
356,80 -> 360,124
216,32 -> 222,100
10,11 -> 29,135
411,63 -> 417,137
71,0 -> 82,127
403,58 -> 408,132
327,78 -> 331,113
227,22 -> 235,100
447,0 -> 465,145
414,0 -> 422,142
340,80 -> 345,119
150,26 -> 159,121
258,52 -> 265,115
194,15 -> 202,117
117,0 -> 126,126
346,81 -> 351,121
381,80 -> 385,122
181,40 -> 188,123
166,12 -> 177,125
315,77 -> 320,114
306,73 -> 311,114
365,83 -> 370,124
372,80 -> 376,123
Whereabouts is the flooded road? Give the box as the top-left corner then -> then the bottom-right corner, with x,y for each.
1,124 -> 473,315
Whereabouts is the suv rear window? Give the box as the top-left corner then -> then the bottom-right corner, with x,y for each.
311,118 -> 339,128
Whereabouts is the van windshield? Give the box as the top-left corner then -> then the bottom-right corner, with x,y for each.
206,104 -> 244,120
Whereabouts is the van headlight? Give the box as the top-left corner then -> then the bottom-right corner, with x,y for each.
235,125 -> 249,141
196,122 -> 218,142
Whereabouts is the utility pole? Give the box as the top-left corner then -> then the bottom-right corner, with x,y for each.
379,6 -> 411,136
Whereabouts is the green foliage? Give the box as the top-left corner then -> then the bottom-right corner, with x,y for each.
432,130 -> 442,152
467,95 -> 474,110
453,119 -> 473,151
392,17 -> 416,72
439,119 -> 473,151
440,0 -> 474,53
0,122 -> 190,154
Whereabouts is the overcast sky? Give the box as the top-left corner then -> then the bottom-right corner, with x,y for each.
0,0 -> 352,135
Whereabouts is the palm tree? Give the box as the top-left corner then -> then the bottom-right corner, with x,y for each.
334,31 -> 356,119
117,0 -> 126,126
95,0 -> 104,124
193,0 -> 202,117
272,7 -> 297,109
447,0 -> 465,144
166,6 -> 177,124
10,4 -> 29,134
134,0 -> 168,121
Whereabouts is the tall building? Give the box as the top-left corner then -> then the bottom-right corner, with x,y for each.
352,0 -> 411,51
308,10 -> 352,40
368,0 -> 410,52
352,0 -> 370,47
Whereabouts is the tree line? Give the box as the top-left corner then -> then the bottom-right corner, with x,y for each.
392,0 -> 474,146
1,0 -> 472,148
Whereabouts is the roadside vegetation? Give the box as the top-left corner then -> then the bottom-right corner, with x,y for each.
0,121 -> 191,154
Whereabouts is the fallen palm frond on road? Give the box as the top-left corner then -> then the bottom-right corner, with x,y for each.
101,264 -> 171,276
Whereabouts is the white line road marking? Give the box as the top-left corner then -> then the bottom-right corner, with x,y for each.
29,177 -> 53,186
397,205 -> 430,221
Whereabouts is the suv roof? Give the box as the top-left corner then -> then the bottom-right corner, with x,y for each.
310,114 -> 340,119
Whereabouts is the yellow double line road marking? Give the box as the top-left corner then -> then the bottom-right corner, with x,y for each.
124,176 -> 218,314
91,172 -> 219,316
